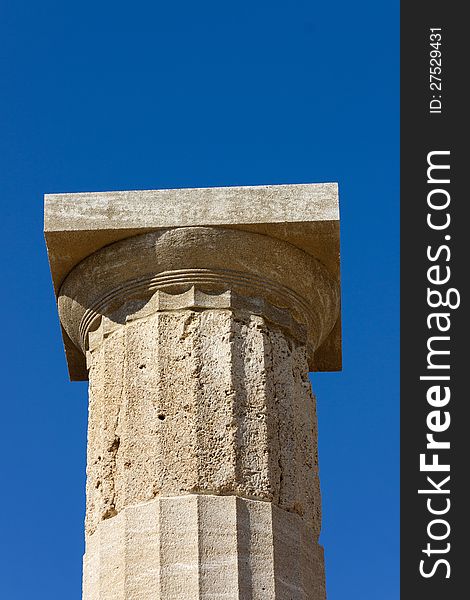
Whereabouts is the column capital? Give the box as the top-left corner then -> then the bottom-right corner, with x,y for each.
45,183 -> 341,380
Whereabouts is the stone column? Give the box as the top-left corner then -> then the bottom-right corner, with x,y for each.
45,185 -> 341,600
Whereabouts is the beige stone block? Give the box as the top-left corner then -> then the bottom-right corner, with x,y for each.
83,495 -> 325,600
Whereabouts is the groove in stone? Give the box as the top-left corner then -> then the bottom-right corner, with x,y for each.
85,308 -> 320,538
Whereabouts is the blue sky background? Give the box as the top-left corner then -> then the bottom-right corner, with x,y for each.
0,2 -> 399,598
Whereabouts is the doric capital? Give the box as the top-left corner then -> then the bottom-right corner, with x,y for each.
45,183 -> 341,379
58,227 -> 339,379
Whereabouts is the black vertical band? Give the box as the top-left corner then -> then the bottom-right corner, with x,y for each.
400,3 -> 467,597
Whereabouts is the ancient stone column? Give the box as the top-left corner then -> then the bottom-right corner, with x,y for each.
45,184 -> 341,600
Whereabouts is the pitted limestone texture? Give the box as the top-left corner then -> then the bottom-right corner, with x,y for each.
85,307 -> 320,539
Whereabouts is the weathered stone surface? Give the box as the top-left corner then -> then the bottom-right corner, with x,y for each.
44,183 -> 341,377
83,495 -> 326,600
45,186 -> 342,599
44,183 -> 339,289
58,227 -> 340,379
85,305 -> 320,538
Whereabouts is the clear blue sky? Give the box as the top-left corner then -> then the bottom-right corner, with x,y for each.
0,2 -> 399,598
